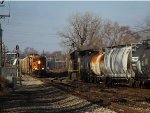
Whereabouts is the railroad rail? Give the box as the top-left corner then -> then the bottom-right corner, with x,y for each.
40,77 -> 150,113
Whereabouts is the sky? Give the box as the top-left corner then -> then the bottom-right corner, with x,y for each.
0,1 -> 150,53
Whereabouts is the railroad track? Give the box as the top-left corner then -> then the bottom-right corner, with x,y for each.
39,77 -> 150,113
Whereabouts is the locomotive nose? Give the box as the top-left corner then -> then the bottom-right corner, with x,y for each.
38,61 -> 41,64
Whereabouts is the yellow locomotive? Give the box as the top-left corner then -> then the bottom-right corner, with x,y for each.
20,54 -> 46,76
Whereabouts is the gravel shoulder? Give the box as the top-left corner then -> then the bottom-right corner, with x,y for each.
0,75 -> 116,113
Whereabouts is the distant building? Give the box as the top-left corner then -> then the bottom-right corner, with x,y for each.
5,52 -> 16,67
46,51 -> 66,71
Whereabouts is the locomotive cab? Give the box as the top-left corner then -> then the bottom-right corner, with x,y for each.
68,49 -> 97,80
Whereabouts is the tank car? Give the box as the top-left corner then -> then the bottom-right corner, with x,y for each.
131,39 -> 150,87
81,50 -> 107,83
105,46 -> 133,76
102,42 -> 150,87
68,39 -> 150,88
101,45 -> 137,86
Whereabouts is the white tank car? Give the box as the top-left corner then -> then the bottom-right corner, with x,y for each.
104,46 -> 132,78
104,49 -> 114,75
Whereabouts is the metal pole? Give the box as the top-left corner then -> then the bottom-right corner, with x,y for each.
0,24 -> 2,75
16,45 -> 21,85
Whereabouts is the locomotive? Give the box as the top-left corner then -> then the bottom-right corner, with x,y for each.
20,54 -> 47,76
68,39 -> 150,88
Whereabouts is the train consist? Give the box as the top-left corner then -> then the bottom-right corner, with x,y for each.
68,39 -> 150,88
20,54 -> 46,75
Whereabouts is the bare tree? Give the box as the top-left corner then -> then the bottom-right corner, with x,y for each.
23,47 -> 38,56
136,16 -> 150,40
42,51 -> 51,57
101,20 -> 139,46
58,12 -> 140,52
58,12 -> 103,51
142,16 -> 150,34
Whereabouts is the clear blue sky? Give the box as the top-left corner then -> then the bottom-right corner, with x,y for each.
1,1 -> 150,52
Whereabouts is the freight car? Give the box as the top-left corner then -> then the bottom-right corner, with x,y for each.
20,54 -> 47,76
68,39 -> 150,88
132,39 -> 150,87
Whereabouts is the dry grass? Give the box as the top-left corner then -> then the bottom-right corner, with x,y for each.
0,76 -> 11,86
0,76 -> 11,96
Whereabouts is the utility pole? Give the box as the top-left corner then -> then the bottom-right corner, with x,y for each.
0,24 -> 2,73
0,1 -> 10,75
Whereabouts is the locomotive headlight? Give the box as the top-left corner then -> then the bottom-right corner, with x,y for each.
38,61 -> 41,64
42,67 -> 44,70
35,68 -> 37,70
